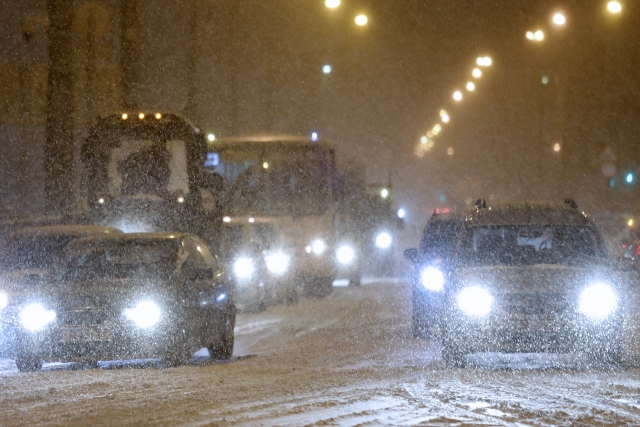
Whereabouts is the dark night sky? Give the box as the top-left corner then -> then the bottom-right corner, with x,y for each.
2,0 -> 640,221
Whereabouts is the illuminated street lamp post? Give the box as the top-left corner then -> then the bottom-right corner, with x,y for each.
552,13 -> 566,26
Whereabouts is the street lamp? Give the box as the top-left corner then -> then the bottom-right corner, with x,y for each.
552,13 -> 567,26
476,56 -> 492,67
325,0 -> 340,9
472,68 -> 482,78
466,82 -> 475,91
355,14 -> 368,26
453,91 -> 463,101
322,64 -> 332,74
526,30 -> 544,41
607,1 -> 622,14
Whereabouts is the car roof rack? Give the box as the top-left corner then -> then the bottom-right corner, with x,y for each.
563,198 -> 578,209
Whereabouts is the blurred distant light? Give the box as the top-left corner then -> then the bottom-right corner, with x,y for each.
610,178 -> 616,188
355,14 -> 368,26
628,219 -> 634,227
440,193 -> 447,202
439,109 -> 448,117
477,56 -> 492,67
311,132 -> 319,141
426,139 -> 434,149
607,1 -> 622,14
138,113 -> 145,120
542,76 -> 549,85
98,197 -> 105,204
207,133 -> 216,142
397,208 -> 406,219
626,172 -> 635,184
421,136 -> 428,145
223,216 -> 231,223
466,82 -> 476,91
248,217 -> 255,223
380,188 -> 389,199
534,30 -> 545,41
177,196 -> 185,204
453,91 -> 463,101
553,143 -> 561,152
472,68 -> 482,78
155,112 -> 162,120
426,131 -> 434,138
553,13 -> 567,26
325,0 -> 340,9
441,114 -> 450,123
447,147 -> 454,156
322,64 -> 332,74
121,113 -> 128,120
433,124 -> 442,134
526,31 -> 535,40
263,162 -> 269,169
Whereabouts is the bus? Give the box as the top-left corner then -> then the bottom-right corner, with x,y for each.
206,135 -> 357,296
81,112 -> 222,241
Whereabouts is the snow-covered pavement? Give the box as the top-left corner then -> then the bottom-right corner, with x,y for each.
2,278 -> 640,426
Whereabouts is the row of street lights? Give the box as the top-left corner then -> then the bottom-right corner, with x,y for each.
416,1 -> 624,159
415,56 -> 492,158
325,0 -> 368,27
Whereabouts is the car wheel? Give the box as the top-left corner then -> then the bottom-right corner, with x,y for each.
588,342 -> 623,367
15,358 -> 42,373
303,276 -> 333,298
208,312 -> 235,360
163,331 -> 191,367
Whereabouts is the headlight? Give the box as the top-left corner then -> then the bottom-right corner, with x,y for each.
234,257 -> 254,279
336,245 -> 355,265
19,303 -> 56,332
420,267 -> 444,292
579,283 -> 618,321
0,291 -> 8,310
375,232 -> 392,249
124,301 -> 161,329
312,239 -> 326,255
266,252 -> 289,275
457,286 -> 493,317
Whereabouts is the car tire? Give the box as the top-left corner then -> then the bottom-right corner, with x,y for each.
163,331 -> 191,367
208,312 -> 235,360
589,342 -> 623,367
15,358 -> 42,372
303,276 -> 333,298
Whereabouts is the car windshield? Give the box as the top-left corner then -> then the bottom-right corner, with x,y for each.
0,235 -> 79,270
212,146 -> 331,216
458,225 -> 607,267
61,240 -> 180,281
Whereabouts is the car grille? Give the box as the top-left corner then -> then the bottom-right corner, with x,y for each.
499,293 -> 568,315
59,309 -> 111,325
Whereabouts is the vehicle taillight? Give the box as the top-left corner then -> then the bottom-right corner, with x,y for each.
635,245 -> 640,257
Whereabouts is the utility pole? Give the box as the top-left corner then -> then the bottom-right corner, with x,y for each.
121,0 -> 140,111
184,0 -> 200,123
45,0 -> 75,215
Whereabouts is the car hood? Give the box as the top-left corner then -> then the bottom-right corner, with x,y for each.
454,264 -> 627,295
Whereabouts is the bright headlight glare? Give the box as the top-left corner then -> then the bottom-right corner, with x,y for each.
19,303 -> 56,332
234,257 -> 254,279
0,291 -> 8,310
125,301 -> 161,329
266,252 -> 289,275
337,245 -> 355,265
375,232 -> 392,249
312,239 -> 326,255
420,267 -> 444,292
457,286 -> 493,317
579,283 -> 618,321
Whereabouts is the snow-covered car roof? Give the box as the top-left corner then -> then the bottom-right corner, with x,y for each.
464,202 -> 593,227
11,225 -> 122,238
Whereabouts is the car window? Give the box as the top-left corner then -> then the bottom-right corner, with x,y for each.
419,220 -> 459,258
457,225 -> 606,267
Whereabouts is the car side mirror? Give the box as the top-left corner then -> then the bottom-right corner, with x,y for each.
404,248 -> 418,262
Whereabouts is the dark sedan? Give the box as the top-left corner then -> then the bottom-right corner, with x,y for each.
11,233 -> 235,371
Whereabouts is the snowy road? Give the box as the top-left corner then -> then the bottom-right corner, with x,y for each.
2,278 -> 640,426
